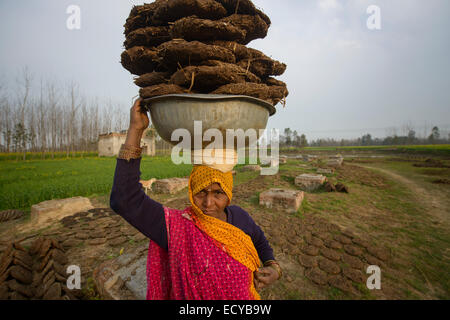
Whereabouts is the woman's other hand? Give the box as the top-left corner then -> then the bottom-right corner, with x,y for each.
129,98 -> 149,132
254,266 -> 279,291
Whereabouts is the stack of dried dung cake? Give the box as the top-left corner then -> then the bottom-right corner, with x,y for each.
0,242 -> 34,300
121,0 -> 288,107
0,238 -> 83,300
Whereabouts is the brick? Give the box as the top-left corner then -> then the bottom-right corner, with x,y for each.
259,189 -> 304,214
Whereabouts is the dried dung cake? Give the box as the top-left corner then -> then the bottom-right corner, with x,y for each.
169,61 -> 260,92
171,16 -> 246,42
124,26 -> 171,49
134,71 -> 171,87
121,46 -> 160,75
212,82 -> 288,106
157,40 -> 236,68
140,84 -> 187,99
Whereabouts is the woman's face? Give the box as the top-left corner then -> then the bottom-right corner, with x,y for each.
193,183 -> 230,217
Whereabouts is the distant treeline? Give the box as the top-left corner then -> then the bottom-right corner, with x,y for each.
0,68 -> 129,160
279,127 -> 449,148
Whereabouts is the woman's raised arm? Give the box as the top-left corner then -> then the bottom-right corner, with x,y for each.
109,99 -> 168,250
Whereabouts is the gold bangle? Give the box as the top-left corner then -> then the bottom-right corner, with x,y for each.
118,144 -> 143,162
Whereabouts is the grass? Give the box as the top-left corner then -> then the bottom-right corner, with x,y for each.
356,161 -> 450,298
0,151 -> 98,161
276,156 -> 450,299
0,155 -> 193,211
299,192 -> 349,216
281,144 -> 450,156
234,171 -> 260,186
353,283 -> 376,300
327,287 -> 348,300
298,198 -> 313,216
83,277 -> 101,300
284,288 -> 304,300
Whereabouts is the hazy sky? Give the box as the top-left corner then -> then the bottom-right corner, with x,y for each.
0,0 -> 449,139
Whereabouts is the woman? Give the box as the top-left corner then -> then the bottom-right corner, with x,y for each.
110,99 -> 281,300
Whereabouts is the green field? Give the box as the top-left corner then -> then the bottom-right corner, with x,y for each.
281,144 -> 450,156
0,156 -> 193,211
1,144 -> 448,211
0,151 -> 98,161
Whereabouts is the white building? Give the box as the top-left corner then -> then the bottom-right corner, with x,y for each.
98,129 -> 156,157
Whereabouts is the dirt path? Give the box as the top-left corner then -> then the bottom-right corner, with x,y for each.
356,165 -> 449,226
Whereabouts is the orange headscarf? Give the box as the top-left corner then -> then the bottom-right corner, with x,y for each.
188,165 -> 261,299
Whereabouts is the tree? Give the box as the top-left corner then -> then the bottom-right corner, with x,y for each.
407,130 -> 416,143
0,100 -> 12,153
65,81 -> 81,157
12,123 -> 31,160
299,134 -> 308,148
46,81 -> 60,158
292,130 -> 299,147
146,124 -> 158,139
361,134 -> 372,146
38,79 -> 47,159
16,68 -> 32,139
429,126 -> 440,141
283,128 -> 292,147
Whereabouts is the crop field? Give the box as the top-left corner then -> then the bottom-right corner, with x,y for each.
0,152 -> 99,161
0,155 -> 192,211
1,146 -> 449,212
281,145 -> 450,156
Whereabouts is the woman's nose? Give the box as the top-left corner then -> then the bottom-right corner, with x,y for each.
204,194 -> 214,207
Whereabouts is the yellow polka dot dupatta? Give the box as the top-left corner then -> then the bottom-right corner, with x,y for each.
188,165 -> 261,299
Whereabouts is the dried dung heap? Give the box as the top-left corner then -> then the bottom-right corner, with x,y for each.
0,238 -> 83,300
121,0 -> 288,107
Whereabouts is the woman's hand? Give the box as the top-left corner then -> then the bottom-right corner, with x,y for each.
129,98 -> 149,132
124,98 -> 149,147
254,266 -> 280,291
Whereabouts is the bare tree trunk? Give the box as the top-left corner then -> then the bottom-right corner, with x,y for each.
39,80 -> 47,159
0,95 -> 12,153
29,100 -> 37,152
17,67 -> 32,161
93,101 -> 99,152
80,101 -> 88,155
103,99 -> 113,134
47,82 -> 59,159
64,106 -> 69,158
63,82 -> 79,158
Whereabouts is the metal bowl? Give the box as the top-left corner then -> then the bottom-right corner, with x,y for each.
143,94 -> 275,148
